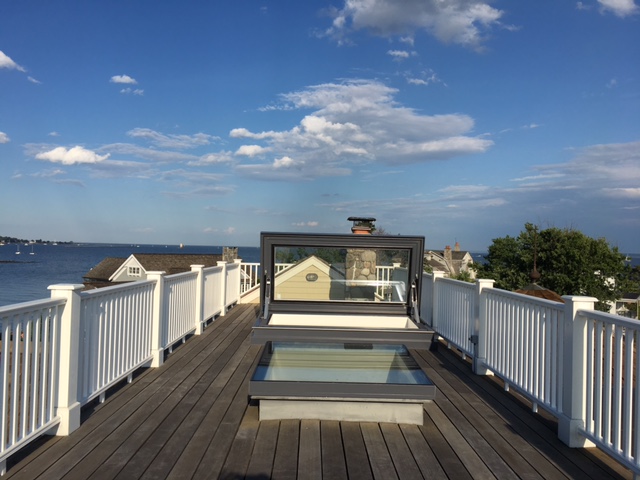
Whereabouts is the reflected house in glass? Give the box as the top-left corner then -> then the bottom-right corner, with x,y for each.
249,232 -> 436,425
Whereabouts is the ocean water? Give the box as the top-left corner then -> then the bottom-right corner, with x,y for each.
0,243 -> 260,307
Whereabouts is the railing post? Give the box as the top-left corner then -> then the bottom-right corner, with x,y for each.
191,265 -> 205,335
148,271 -> 166,367
431,271 -> 445,332
218,261 -> 228,316
473,279 -> 495,375
48,284 -> 84,436
232,259 -> 242,303
559,295 -> 597,448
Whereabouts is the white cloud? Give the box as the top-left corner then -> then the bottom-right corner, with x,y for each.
110,74 -> 138,84
228,79 -> 491,181
127,128 -> 216,149
326,0 -> 505,49
235,145 -> 268,157
273,156 -> 302,168
598,0 -> 639,17
387,49 -> 410,60
602,187 -> 640,199
0,50 -> 26,72
35,146 -> 109,165
27,76 -> 41,84
0,131 -> 9,144
188,151 -> 235,166
120,88 -> 144,96
48,131 -> 60,137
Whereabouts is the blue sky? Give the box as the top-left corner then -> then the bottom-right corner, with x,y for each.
1,1 -> 639,252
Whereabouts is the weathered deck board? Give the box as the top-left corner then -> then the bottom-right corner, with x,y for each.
3,304 -> 634,479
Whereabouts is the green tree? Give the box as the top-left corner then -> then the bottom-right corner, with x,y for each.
477,223 -> 632,311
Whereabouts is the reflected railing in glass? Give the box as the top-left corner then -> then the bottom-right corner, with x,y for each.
273,245 -> 410,303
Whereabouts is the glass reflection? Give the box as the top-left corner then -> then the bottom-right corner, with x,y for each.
253,342 -> 431,385
273,246 -> 410,303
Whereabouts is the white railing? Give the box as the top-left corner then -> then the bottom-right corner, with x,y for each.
432,276 -> 477,358
483,288 -> 565,415
163,271 -> 198,348
0,299 -> 64,472
422,273 -> 640,478
79,281 -> 155,405
0,260 -> 241,474
240,263 -> 260,294
577,309 -> 640,475
203,265 -> 225,319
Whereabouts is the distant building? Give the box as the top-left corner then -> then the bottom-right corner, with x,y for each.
515,262 -> 564,303
83,253 -> 228,289
424,242 -> 475,278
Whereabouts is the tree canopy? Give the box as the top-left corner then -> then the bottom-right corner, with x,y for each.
476,223 -> 633,310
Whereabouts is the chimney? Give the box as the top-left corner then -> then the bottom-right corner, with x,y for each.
454,241 -> 460,252
444,245 -> 452,263
348,216 -> 376,235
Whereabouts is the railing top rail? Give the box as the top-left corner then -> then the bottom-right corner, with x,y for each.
577,308 -> 640,329
438,277 -> 475,289
165,270 -> 198,281
0,296 -> 67,316
485,286 -> 566,309
80,279 -> 156,299
204,264 -> 224,274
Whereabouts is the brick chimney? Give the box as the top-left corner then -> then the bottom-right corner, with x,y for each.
444,245 -> 452,263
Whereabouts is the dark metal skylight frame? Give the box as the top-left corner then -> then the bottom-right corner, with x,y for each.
252,232 -> 431,348
259,232 -> 425,318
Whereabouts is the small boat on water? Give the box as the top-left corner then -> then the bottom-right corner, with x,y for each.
15,245 -> 21,255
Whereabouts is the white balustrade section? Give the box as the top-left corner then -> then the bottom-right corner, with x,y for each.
78,281 -> 155,405
483,288 -> 565,415
0,299 -> 64,474
576,308 -> 640,474
163,271 -> 198,348
240,263 -> 260,294
203,265 -> 224,320
433,277 -> 476,357
224,261 -> 241,308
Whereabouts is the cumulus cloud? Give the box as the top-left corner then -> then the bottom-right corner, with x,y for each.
127,128 -> 217,149
0,131 -> 9,144
110,74 -> 138,84
235,145 -> 269,157
598,0 -> 639,17
325,0 -> 505,49
0,50 -> 26,72
229,79 -> 491,181
35,146 -> 110,165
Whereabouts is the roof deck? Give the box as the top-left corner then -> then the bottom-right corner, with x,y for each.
4,304 -> 631,479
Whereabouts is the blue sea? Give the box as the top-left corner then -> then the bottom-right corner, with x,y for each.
0,243 -> 261,307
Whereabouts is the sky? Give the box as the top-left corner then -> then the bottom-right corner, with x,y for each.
1,1 -> 639,252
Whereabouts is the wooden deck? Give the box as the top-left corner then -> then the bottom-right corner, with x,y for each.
4,304 -> 633,479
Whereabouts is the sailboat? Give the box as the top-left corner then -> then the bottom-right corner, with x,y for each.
30,245 -> 35,255
15,244 -> 21,255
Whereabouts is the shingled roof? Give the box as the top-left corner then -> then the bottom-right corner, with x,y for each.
84,257 -> 127,281
131,254 -> 223,274
83,253 -> 224,282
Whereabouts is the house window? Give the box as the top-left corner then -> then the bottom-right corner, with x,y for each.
128,266 -> 141,277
